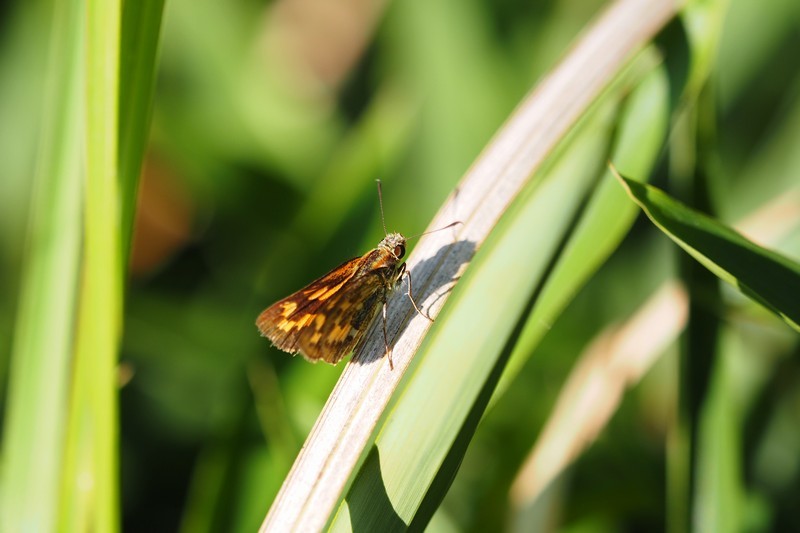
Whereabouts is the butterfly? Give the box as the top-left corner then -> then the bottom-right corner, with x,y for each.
256,182 -> 443,369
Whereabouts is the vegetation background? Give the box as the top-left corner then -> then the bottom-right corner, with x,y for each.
0,0 -> 798,531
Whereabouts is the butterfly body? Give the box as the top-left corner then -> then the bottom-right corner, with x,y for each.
256,233 -> 407,365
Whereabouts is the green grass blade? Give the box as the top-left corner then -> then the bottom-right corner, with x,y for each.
0,1 -> 84,531
495,58 -> 670,397
614,173 -> 800,331
118,0 -> 165,259
666,1 -> 733,530
59,0 -> 123,530
438,51 -> 671,533
693,333 -> 743,532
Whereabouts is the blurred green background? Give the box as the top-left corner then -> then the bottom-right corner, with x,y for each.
1,0 -> 799,531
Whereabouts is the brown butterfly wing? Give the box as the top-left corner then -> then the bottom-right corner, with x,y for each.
256,257 -> 361,355
256,254 -> 395,364
297,273 -> 390,363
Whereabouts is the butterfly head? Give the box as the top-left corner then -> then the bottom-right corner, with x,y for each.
379,232 -> 406,260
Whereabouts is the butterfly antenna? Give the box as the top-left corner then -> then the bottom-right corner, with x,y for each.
376,179 -> 388,236
407,221 -> 462,240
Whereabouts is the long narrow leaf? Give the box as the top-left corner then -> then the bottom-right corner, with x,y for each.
336,95 -> 620,530
495,58 -> 671,397
614,172 -> 800,331
60,1 -> 123,530
0,2 -> 84,531
118,0 -> 165,260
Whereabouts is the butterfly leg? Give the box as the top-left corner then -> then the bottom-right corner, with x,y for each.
382,300 -> 394,370
401,266 -> 433,322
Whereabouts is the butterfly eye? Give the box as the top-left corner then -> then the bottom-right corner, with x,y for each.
394,244 -> 405,258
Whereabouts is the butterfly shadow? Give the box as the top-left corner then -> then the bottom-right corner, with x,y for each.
354,238 -> 477,367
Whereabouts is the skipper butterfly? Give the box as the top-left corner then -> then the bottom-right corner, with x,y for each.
256,181 -> 449,369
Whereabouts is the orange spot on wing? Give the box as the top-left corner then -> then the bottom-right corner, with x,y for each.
308,287 -> 327,299
277,313 -> 314,333
295,314 -> 314,329
307,279 -> 348,301
281,301 -> 297,316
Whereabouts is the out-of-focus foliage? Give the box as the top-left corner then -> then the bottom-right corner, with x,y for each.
0,0 -> 798,531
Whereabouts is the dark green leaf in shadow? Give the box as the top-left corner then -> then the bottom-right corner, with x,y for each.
614,172 -> 800,332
